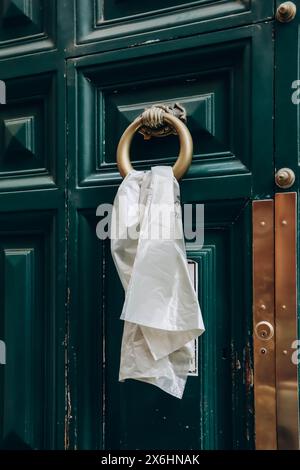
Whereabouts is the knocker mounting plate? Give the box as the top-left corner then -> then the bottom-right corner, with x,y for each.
138,103 -> 187,140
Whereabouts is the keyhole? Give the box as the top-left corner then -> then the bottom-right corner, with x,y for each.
255,321 -> 274,341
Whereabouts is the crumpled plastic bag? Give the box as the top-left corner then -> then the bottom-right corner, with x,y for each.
111,166 -> 205,399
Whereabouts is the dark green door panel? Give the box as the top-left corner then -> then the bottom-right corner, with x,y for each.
275,0 -> 299,183
2,245 -> 43,449
0,0 -> 56,58
0,73 -> 56,187
102,0 -> 208,20
0,52 -> 66,192
67,23 -> 273,199
70,0 -> 274,57
0,0 -> 74,59
66,195 -> 253,449
0,210 -> 65,449
103,202 -> 252,450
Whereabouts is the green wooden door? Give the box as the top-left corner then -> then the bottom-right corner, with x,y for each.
1,0 -> 296,451
66,0 -> 274,450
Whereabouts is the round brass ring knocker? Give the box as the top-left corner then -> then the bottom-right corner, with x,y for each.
116,113 -> 193,181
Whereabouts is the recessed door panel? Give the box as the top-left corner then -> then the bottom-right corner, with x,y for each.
68,23 -> 273,200
74,0 -> 273,55
0,0 -> 55,58
0,211 -> 65,450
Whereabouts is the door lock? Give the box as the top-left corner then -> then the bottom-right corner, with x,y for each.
275,168 -> 295,189
255,321 -> 274,341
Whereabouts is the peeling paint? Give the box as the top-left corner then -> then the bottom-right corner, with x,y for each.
244,342 -> 254,443
64,329 -> 71,450
244,343 -> 254,391
130,38 -> 161,47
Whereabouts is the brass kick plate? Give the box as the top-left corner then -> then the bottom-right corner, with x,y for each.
253,200 -> 277,450
253,194 -> 299,450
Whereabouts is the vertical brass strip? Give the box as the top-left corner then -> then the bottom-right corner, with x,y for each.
253,200 -> 277,450
275,192 -> 299,450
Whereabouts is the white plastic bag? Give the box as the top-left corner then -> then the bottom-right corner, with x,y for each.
111,166 -> 205,399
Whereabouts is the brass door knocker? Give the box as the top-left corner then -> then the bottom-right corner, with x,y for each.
116,103 -> 193,181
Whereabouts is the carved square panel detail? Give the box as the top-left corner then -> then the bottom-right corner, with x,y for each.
2,0 -> 34,23
4,116 -> 35,156
0,0 -> 55,57
0,73 -> 57,190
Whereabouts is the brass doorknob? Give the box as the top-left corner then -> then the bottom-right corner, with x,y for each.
276,2 -> 297,22
275,168 -> 295,188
